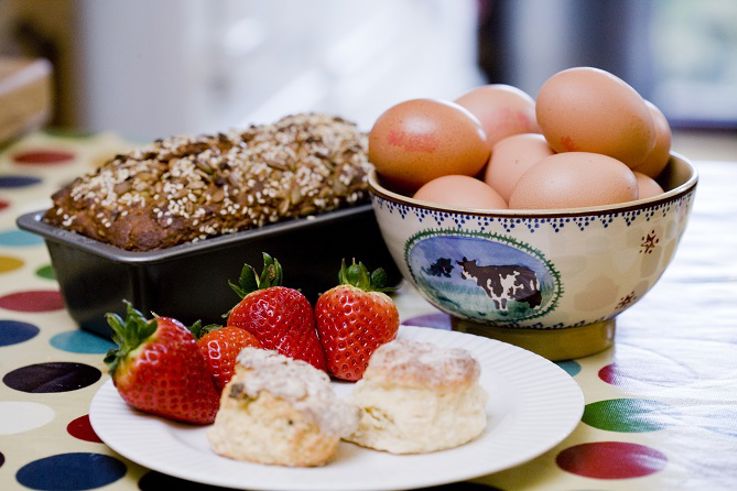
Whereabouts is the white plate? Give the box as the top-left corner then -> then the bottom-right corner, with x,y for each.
89,326 -> 583,491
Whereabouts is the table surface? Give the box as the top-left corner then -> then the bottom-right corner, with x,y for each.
1,132 -> 736,491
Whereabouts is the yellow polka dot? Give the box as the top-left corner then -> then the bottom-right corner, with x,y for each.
0,256 -> 24,273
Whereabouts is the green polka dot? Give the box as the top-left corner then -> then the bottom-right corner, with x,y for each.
0,256 -> 24,273
35,264 -> 56,280
582,398 -> 671,432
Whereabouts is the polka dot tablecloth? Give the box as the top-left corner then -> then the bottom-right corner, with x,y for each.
1,133 -> 737,490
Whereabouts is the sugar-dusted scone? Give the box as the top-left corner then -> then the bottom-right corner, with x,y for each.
345,338 -> 488,454
208,348 -> 358,467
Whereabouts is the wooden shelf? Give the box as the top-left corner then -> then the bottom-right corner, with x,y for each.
0,57 -> 53,145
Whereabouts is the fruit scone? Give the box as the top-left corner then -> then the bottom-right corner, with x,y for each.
346,338 -> 488,454
208,348 -> 358,467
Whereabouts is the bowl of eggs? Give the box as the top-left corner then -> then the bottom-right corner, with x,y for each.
367,67 -> 697,360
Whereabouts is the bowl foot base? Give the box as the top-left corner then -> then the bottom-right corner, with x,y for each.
450,318 -> 615,361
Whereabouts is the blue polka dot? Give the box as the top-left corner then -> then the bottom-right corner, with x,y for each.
0,175 -> 42,188
16,453 -> 126,490
0,319 -> 40,346
50,331 -> 115,354
0,230 -> 44,247
555,360 -> 582,376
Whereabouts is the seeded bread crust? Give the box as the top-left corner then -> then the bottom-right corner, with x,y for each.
44,113 -> 371,251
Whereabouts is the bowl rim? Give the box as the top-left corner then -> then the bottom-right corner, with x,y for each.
368,152 -> 698,218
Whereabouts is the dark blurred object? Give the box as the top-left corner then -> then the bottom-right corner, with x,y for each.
0,57 -> 52,144
476,0 -> 737,130
17,204 -> 401,339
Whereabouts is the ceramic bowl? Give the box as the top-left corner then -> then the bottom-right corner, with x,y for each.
368,154 -> 697,359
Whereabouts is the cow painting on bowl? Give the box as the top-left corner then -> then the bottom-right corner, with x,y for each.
368,154 -> 697,360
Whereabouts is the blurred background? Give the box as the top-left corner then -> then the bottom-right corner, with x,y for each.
1,0 -> 736,158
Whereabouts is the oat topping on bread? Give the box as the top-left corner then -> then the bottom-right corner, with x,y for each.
44,113 -> 371,251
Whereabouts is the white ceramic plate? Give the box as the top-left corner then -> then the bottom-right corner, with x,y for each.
89,326 -> 583,491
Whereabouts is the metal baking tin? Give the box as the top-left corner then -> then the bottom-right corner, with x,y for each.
17,204 -> 400,339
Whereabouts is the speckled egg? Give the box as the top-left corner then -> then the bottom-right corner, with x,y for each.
413,175 -> 507,210
484,133 -> 554,201
536,67 -> 656,168
456,84 -> 540,151
509,152 -> 638,209
368,98 -> 489,192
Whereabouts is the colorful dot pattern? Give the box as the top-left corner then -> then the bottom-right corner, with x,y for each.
582,398 -> 671,432
0,229 -> 44,246
0,137 -> 735,490
15,453 -> 127,490
12,149 -> 75,165
0,290 -> 64,312
35,264 -> 55,280
556,442 -> 668,479
0,175 -> 42,188
0,319 -> 40,346
4,362 -> 101,393
66,415 -> 102,443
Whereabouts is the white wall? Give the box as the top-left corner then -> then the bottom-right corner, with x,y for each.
75,0 -> 482,140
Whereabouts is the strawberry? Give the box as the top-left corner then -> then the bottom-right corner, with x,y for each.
315,259 -> 399,381
104,302 -> 220,425
226,253 -> 327,371
191,323 -> 262,391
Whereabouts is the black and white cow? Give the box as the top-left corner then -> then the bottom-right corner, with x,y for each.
457,257 -> 542,312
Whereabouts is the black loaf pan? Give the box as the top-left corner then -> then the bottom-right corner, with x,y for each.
17,204 -> 401,339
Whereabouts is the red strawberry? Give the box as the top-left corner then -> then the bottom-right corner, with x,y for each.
104,302 -> 220,425
191,324 -> 262,391
226,253 -> 326,371
315,259 -> 399,381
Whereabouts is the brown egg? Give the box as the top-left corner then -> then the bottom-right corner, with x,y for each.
634,171 -> 665,199
536,67 -> 656,168
634,101 -> 672,178
456,84 -> 541,151
485,133 -> 554,201
369,98 -> 489,192
509,152 -> 638,209
414,175 -> 507,210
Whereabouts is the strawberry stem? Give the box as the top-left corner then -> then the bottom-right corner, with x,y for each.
229,252 -> 284,299
189,321 -> 224,339
104,300 -> 157,376
338,258 -> 396,293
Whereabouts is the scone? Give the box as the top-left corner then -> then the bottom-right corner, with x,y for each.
208,348 -> 358,467
345,338 -> 488,454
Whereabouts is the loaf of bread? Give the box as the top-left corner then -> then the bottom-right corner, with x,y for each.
208,348 -> 358,467
44,113 -> 371,251
346,338 -> 488,454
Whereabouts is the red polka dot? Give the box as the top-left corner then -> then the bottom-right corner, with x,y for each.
599,361 -> 690,389
599,363 -> 621,385
67,415 -> 102,443
0,200 -> 8,211
557,441 -> 667,479
0,290 -> 64,312
13,150 -> 75,165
